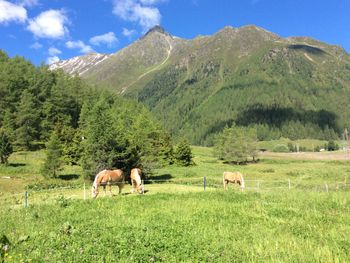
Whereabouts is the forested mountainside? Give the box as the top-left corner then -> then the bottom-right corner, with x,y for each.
51,25 -> 350,145
0,50 -> 173,175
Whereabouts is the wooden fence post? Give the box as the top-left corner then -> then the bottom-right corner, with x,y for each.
257,181 -> 260,191
24,191 -> 28,208
325,183 -> 329,193
203,177 -> 206,191
288,179 -> 291,190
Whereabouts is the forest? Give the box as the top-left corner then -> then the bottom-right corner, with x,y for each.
0,50 -> 176,178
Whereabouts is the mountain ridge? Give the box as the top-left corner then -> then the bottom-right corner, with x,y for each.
49,25 -> 350,145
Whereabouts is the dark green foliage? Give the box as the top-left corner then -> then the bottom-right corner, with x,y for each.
214,126 -> 257,163
0,130 -> 13,165
15,90 -> 40,150
0,51 -> 91,149
60,127 -> 82,165
326,140 -> 339,151
0,233 -> 10,261
41,131 -> 63,178
174,139 -> 193,166
0,49 -> 174,182
80,94 -> 173,179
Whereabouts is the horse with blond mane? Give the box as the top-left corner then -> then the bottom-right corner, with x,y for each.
223,171 -> 245,191
92,169 -> 125,198
130,168 -> 144,194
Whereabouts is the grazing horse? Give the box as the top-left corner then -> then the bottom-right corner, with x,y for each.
92,169 -> 125,198
223,171 -> 245,191
130,168 -> 144,194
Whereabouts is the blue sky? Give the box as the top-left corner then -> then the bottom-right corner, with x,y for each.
1,0 -> 349,65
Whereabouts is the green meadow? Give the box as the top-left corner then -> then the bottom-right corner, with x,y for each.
1,146 -> 350,262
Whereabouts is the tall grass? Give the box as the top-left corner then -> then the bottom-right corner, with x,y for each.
1,191 -> 349,262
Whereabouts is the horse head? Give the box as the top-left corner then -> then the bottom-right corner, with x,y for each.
137,184 -> 144,194
91,185 -> 98,198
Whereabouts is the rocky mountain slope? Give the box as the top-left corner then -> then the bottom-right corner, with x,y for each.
50,25 -> 350,145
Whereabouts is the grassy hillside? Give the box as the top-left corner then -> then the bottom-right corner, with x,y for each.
1,146 -> 350,261
1,190 -> 349,261
137,32 -> 350,145
51,26 -> 350,145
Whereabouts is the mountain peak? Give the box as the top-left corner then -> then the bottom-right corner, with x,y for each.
142,25 -> 171,38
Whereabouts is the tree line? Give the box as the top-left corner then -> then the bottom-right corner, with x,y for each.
0,50 -> 193,178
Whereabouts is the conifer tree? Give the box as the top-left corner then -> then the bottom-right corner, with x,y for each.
174,139 -> 193,166
0,129 -> 13,165
15,90 -> 40,150
41,131 -> 63,178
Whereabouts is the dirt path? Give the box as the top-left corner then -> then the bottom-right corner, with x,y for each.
260,151 -> 350,160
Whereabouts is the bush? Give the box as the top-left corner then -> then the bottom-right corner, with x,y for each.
327,140 -> 339,151
272,144 -> 289,153
174,139 -> 194,166
0,130 -> 13,165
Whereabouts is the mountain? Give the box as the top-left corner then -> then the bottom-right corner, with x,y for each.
50,25 -> 350,145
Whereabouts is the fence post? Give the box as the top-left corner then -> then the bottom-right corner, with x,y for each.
83,183 -> 86,200
203,177 -> 206,191
24,191 -> 28,208
325,183 -> 329,193
288,179 -> 291,190
257,181 -> 260,192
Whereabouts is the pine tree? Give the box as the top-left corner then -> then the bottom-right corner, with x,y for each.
15,90 -> 40,150
174,139 -> 193,166
0,129 -> 13,165
41,131 -> 63,178
80,97 -> 124,178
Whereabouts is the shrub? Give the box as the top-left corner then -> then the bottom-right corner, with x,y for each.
174,139 -> 194,166
0,130 -> 13,165
272,144 -> 289,152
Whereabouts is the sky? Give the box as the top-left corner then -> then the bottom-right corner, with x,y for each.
0,0 -> 349,65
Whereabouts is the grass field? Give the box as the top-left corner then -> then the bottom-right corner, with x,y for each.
1,146 -> 350,261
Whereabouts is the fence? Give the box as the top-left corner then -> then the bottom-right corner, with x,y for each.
1,178 -> 350,208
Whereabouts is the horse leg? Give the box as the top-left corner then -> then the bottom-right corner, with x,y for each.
109,184 -> 113,196
103,186 -> 107,197
223,180 -> 228,190
130,180 -> 135,193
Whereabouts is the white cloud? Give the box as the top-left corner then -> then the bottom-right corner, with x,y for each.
66,40 -> 93,54
30,42 -> 42,49
46,56 -> 59,64
139,0 -> 166,5
19,0 -> 39,7
27,9 -> 69,39
112,0 -> 161,32
122,27 -> 137,37
48,47 -> 61,56
90,32 -> 118,47
0,0 -> 27,24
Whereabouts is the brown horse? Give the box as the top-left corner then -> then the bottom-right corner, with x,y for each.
223,171 -> 245,191
130,168 -> 144,194
92,169 -> 125,198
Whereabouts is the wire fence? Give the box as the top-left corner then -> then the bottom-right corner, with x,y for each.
1,177 -> 350,209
